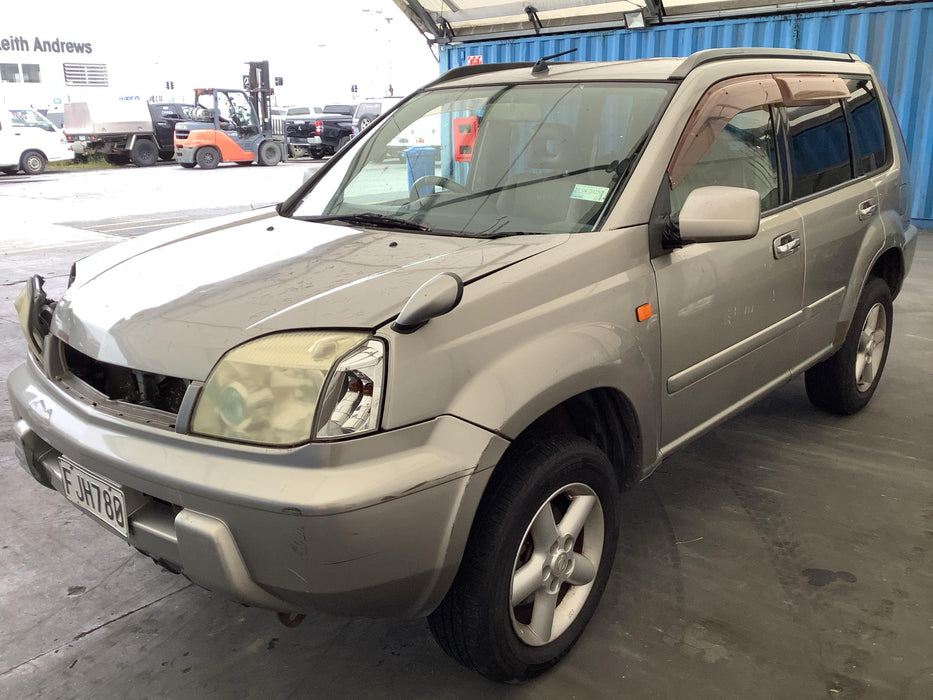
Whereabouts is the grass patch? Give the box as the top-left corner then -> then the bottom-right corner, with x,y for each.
47,156 -> 118,171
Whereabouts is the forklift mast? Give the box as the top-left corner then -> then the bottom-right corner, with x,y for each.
246,61 -> 275,133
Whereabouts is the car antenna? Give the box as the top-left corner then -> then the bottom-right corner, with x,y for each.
531,48 -> 578,75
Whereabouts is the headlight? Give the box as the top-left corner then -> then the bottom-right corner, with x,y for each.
190,332 -> 385,447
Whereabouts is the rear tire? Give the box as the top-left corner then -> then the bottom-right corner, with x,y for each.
21,150 -> 46,175
428,435 -> 619,682
196,146 -> 220,169
130,139 -> 159,167
105,153 -> 131,166
258,140 -> 281,166
179,162 -> 196,169
159,151 -> 175,161
805,276 -> 893,415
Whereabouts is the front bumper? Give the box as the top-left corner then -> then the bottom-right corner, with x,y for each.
8,357 -> 508,617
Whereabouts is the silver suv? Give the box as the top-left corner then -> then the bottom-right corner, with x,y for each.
9,48 -> 917,681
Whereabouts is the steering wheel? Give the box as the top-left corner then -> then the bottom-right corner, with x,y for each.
409,175 -> 468,201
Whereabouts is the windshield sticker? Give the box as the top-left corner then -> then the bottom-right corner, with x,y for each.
570,184 -> 609,203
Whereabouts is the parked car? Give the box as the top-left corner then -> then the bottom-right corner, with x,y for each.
351,96 -> 403,133
10,48 -> 917,682
286,104 -> 353,159
0,107 -> 73,174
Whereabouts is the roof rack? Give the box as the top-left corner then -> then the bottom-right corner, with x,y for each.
426,62 -> 533,88
670,48 -> 859,80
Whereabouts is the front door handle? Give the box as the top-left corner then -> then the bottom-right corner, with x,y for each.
859,200 -> 878,220
773,232 -> 800,260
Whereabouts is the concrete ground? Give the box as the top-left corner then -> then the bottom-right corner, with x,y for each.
1,165 -> 931,699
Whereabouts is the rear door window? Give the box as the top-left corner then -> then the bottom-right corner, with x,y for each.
845,82 -> 887,176
786,101 -> 851,198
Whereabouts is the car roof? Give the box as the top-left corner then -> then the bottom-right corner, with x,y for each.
427,48 -> 863,88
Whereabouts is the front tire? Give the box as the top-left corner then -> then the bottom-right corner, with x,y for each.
21,150 -> 46,175
805,276 -> 893,415
258,140 -> 281,166
428,435 -> 619,682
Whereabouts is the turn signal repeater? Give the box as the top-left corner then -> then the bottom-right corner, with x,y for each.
636,303 -> 653,322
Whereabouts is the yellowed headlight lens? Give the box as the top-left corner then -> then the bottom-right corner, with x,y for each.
191,331 -> 368,446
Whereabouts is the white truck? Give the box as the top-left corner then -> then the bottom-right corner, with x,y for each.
64,101 -> 191,166
0,107 -> 73,175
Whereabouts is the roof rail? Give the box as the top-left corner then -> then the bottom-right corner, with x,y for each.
427,62 -> 533,88
670,48 -> 859,80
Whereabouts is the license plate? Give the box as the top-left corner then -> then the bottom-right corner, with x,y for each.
60,458 -> 129,537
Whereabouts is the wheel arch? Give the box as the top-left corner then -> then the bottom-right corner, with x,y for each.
21,147 -> 48,160
502,387 -> 644,492
869,246 -> 905,299
833,218 -> 902,348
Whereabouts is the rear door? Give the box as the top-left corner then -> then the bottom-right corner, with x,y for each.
652,76 -> 806,450
786,78 -> 890,359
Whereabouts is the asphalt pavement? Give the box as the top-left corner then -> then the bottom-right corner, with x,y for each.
1,165 -> 931,699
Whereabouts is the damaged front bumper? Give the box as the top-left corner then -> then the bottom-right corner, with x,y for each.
8,355 -> 509,618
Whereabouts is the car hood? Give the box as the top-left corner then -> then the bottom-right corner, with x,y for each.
51,209 -> 566,380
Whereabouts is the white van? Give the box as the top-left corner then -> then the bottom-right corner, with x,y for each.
0,108 -> 73,175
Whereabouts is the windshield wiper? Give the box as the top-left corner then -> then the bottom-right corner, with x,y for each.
423,132 -> 651,214
296,213 -> 434,232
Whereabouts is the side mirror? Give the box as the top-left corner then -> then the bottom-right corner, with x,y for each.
392,272 -> 463,334
679,186 -> 761,243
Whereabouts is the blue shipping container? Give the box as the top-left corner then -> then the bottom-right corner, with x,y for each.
440,2 -> 933,226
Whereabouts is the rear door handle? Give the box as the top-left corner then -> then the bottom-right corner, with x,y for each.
773,232 -> 800,259
859,200 -> 878,220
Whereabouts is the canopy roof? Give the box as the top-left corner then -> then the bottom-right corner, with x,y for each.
391,0 -> 890,44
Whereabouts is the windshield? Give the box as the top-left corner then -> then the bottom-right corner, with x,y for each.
290,81 -> 673,237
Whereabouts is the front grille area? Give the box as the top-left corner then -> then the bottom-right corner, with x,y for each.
63,344 -> 190,416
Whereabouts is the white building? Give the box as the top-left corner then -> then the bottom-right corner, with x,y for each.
0,29 -> 177,112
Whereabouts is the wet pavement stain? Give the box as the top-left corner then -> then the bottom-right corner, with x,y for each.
803,569 -> 857,587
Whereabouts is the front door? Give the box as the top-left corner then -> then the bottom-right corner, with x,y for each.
653,84 -> 806,451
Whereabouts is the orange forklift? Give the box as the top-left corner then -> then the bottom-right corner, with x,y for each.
174,61 -> 286,169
